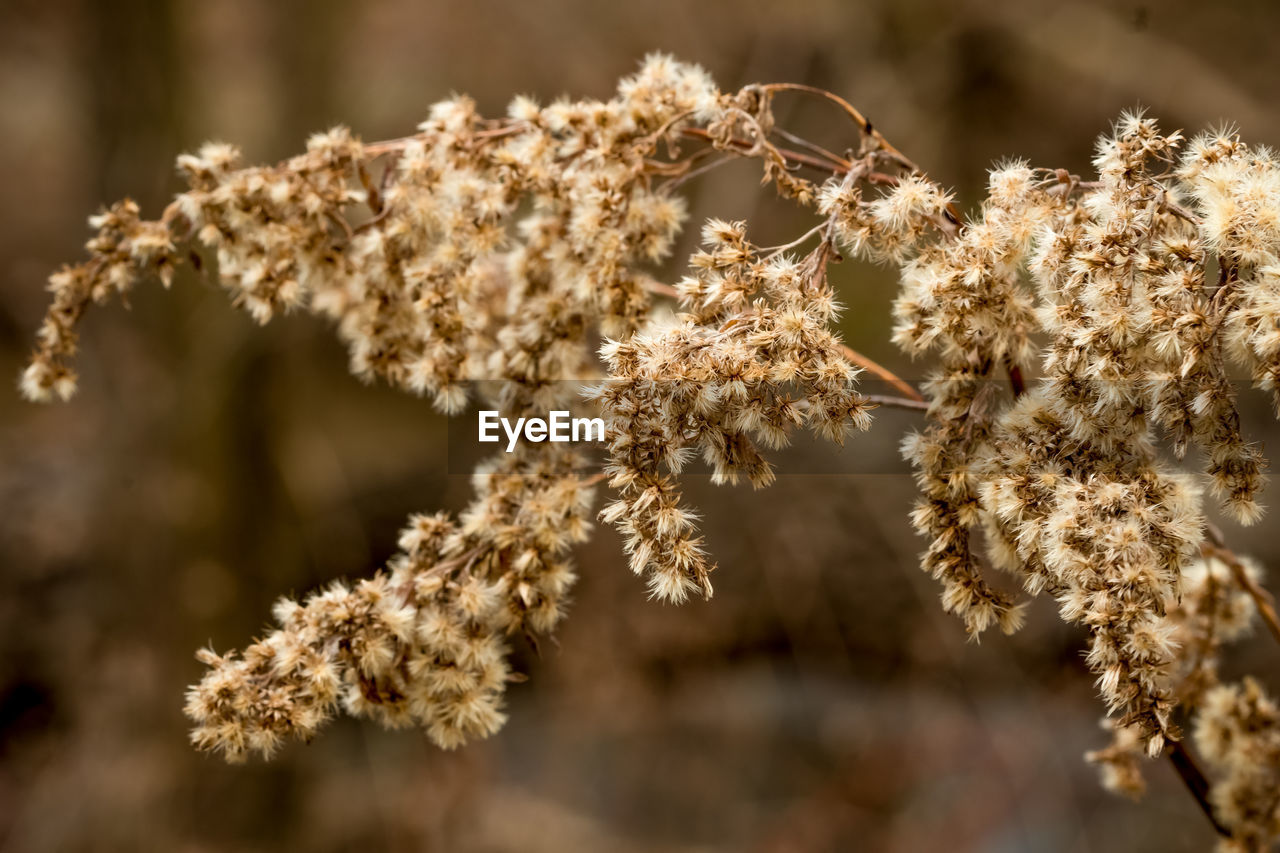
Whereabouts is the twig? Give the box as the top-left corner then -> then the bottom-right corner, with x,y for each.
864,394 -> 930,412
661,153 -> 737,191
580,471 -> 608,488
760,83 -> 920,174
840,344 -> 924,402
642,109 -> 696,151
1160,192 -> 1203,226
762,223 -> 827,259
395,545 -> 486,606
1204,525 -> 1280,646
1167,739 -> 1232,838
358,161 -> 382,216
362,122 -> 528,158
641,279 -> 680,301
771,126 -> 853,172
679,127 -> 847,176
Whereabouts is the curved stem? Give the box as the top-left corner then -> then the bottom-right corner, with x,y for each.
840,344 -> 924,402
1167,740 -> 1231,838
761,82 -> 919,172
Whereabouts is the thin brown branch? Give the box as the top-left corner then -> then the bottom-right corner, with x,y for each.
1161,193 -> 1203,226
839,344 -> 924,402
1167,739 -> 1232,838
363,136 -> 419,157
394,545 -> 486,606
771,126 -> 853,172
679,127 -> 846,175
1203,526 -> 1280,646
864,393 -> 930,412
358,161 -> 382,216
756,83 -> 964,233
642,109 -> 696,150
363,122 -> 528,158
761,223 -> 827,259
580,471 -> 608,488
759,83 -> 919,173
643,158 -> 692,177
641,278 -> 680,301
661,153 -> 738,191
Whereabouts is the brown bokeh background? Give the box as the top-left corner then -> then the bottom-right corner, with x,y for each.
2,1 -> 1279,850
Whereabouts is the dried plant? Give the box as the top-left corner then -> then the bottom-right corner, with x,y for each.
21,56 -> 1280,847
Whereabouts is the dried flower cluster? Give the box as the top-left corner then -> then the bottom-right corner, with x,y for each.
1086,553 -> 1259,803
827,117 -> 1269,745
186,445 -> 589,760
21,57 -> 1280,846
1197,677 -> 1280,850
593,217 -> 872,603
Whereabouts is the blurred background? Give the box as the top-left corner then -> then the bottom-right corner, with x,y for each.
2,0 -> 1279,850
